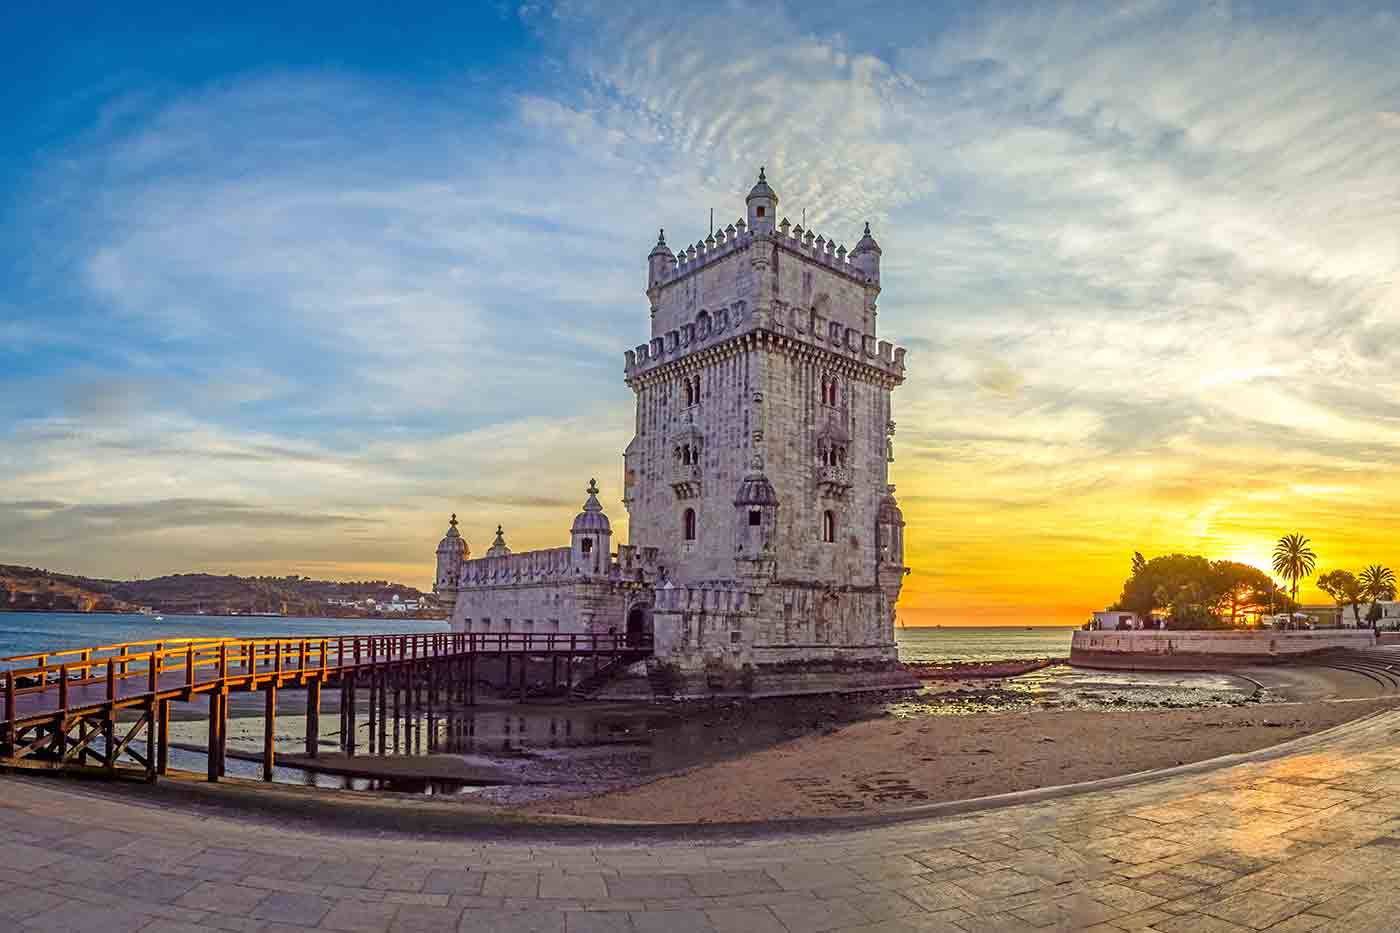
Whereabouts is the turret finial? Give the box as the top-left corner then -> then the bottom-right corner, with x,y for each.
864,221 -> 871,236
495,524 -> 503,536
587,477 -> 599,496
758,166 -> 766,183
449,513 -> 457,527
657,228 -> 665,245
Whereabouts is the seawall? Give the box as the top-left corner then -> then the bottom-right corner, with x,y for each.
1070,629 -> 1376,671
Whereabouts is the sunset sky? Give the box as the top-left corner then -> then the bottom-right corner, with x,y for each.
3,2 -> 1398,625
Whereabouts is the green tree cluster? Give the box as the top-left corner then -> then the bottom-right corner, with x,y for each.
1111,554 -> 1290,630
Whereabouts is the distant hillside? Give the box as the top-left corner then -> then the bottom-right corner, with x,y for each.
0,565 -> 443,618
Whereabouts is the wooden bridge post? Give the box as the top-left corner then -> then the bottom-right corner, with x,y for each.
103,658 -> 116,770
156,699 -> 170,776
468,636 -> 476,706
392,667 -> 401,753
145,653 -> 159,782
377,667 -> 386,752
4,670 -> 14,750
425,663 -> 435,752
369,668 -> 379,755
207,691 -> 222,783
306,678 -> 321,757
262,683 -> 277,781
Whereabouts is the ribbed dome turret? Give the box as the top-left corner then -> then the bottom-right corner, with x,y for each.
436,514 -> 466,557
851,221 -> 881,256
746,166 -> 778,204
571,478 -> 612,534
648,228 -> 675,260
734,468 -> 779,507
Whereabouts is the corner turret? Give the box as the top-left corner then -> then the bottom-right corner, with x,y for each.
433,513 -> 469,609
745,167 -> 778,235
647,228 -> 674,295
850,221 -> 882,284
570,478 -> 613,575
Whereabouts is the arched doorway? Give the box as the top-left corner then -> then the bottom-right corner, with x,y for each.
626,605 -> 653,648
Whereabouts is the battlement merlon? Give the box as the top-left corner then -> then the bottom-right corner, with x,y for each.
644,169 -> 884,340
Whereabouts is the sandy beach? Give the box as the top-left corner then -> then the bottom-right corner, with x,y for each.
519,697 -> 1393,822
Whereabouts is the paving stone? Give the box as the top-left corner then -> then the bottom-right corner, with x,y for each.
705,906 -> 787,933
174,881 -> 269,915
769,898 -> 870,931
390,904 -> 466,932
605,874 -> 696,898
563,912 -> 634,932
424,868 -> 485,896
629,908 -> 714,932
687,871 -> 780,897
321,900 -> 400,932
19,900 -> 151,933
458,909 -> 565,932
539,873 -> 610,899
248,890 -> 333,926
1203,889 -> 1312,929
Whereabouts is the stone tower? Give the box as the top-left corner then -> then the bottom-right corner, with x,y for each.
624,169 -> 910,679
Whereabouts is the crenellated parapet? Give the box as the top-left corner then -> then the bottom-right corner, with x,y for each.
654,581 -> 754,615
457,543 -> 663,589
457,546 -> 573,587
625,326 -> 907,389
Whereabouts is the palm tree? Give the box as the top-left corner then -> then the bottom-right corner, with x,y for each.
1359,565 -> 1397,629
1272,533 -> 1317,606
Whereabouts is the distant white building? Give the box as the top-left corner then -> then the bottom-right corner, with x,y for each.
1088,610 -> 1142,631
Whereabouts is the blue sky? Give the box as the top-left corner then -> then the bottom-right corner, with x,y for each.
3,2 -> 1399,619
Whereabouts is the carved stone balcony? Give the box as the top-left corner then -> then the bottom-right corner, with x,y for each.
671,462 -> 702,500
817,464 -> 851,499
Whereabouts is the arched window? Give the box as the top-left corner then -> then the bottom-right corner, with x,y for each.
748,509 -> 762,527
684,378 -> 695,406
581,538 -> 593,555
683,508 -> 697,541
821,510 -> 836,543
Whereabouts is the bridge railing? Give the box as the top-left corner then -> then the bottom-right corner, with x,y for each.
3,630 -> 653,727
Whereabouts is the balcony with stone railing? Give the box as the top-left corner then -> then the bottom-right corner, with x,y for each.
817,464 -> 852,499
671,461 -> 702,500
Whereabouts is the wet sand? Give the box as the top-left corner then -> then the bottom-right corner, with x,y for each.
521,698 -> 1396,822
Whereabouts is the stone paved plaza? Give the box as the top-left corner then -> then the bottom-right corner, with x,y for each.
5,711 -> 1400,932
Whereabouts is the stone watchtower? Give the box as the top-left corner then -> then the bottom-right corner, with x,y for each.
624,169 -> 911,685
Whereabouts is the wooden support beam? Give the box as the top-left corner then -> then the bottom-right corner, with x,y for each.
207,692 -> 222,783
306,678 -> 321,757
377,669 -> 386,752
145,698 -> 158,782
368,670 -> 378,755
156,699 -> 170,775
262,684 -> 277,782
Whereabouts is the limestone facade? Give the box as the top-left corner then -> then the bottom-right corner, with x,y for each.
434,170 -> 911,688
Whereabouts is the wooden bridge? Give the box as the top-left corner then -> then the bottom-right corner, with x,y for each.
0,631 -> 652,783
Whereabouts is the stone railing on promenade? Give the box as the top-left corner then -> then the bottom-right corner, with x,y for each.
1071,628 -> 1376,671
